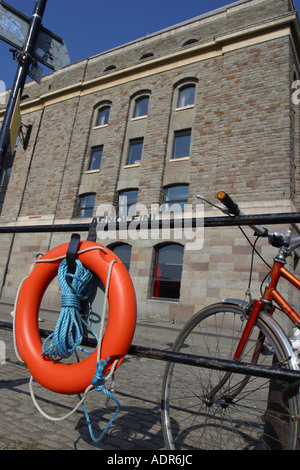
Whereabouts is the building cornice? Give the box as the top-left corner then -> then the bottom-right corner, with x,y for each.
0,12 -> 298,120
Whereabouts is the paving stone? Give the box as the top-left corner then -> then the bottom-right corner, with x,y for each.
0,316 -> 180,450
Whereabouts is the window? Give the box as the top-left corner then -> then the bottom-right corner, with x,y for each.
110,243 -> 132,271
182,39 -> 198,47
78,193 -> 95,218
152,244 -> 184,300
118,189 -> 138,216
140,52 -> 154,60
178,85 -> 195,108
127,138 -> 143,165
104,65 -> 116,72
96,106 -> 110,126
133,96 -> 149,118
172,129 -> 191,159
163,185 -> 189,211
88,146 -> 103,171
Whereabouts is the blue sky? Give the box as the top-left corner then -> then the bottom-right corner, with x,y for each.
1,0 -> 300,90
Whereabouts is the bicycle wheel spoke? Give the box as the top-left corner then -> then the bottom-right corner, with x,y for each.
161,303 -> 300,450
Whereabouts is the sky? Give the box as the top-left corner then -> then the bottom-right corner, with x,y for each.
0,0 -> 300,91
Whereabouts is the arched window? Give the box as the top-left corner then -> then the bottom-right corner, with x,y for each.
178,84 -> 196,108
77,193 -> 95,218
163,184 -> 189,211
140,52 -> 154,60
110,243 -> 132,271
104,65 -> 116,72
182,39 -> 198,47
133,96 -> 149,118
152,244 -> 184,300
96,106 -> 110,126
118,189 -> 138,216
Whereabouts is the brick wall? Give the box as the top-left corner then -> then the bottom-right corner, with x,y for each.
0,0 -> 299,327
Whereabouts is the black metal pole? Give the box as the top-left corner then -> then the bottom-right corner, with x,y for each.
1,320 -> 300,383
0,0 -> 47,166
0,212 -> 299,234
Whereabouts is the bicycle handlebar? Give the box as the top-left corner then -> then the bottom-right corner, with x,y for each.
217,191 -> 240,217
198,191 -> 296,249
198,191 -> 300,254
216,191 -> 271,239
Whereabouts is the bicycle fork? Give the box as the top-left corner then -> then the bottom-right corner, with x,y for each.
204,300 -> 266,405
234,299 -> 265,361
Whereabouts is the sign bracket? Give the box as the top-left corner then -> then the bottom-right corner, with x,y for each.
0,0 -> 70,171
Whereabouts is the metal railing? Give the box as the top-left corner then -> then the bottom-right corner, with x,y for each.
1,211 -> 300,387
0,211 -> 299,234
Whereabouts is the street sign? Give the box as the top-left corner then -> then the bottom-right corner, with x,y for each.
0,1 -> 28,50
0,1 -> 70,71
28,61 -> 43,84
33,27 -> 70,71
0,0 -> 71,164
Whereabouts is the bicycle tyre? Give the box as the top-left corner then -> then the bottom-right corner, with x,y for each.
161,302 -> 300,450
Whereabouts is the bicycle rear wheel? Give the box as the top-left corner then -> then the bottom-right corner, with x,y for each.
161,302 -> 300,450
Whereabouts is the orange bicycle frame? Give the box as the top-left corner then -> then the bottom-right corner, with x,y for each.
234,261 -> 300,360
262,262 -> 300,324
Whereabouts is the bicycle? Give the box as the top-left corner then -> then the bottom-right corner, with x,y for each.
161,191 -> 300,450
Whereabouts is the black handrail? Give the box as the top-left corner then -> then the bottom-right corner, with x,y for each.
1,212 -> 300,387
0,212 -> 299,234
1,320 -> 300,383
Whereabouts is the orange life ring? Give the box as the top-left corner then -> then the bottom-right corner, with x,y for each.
15,241 -> 136,395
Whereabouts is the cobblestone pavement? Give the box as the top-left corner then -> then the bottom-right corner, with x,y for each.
0,309 -> 181,451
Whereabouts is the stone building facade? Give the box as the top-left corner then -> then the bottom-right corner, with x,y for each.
0,0 -> 300,327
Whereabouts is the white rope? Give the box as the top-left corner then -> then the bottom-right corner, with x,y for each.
13,245 -> 119,422
12,276 -> 28,363
35,245 -> 109,265
29,378 -> 94,422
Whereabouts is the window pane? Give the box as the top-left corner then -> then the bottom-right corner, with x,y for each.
111,244 -> 132,271
96,106 -> 110,126
173,130 -> 191,159
127,138 -> 143,165
89,146 -> 103,170
118,189 -> 138,216
134,97 -> 149,118
78,193 -> 95,218
164,185 -> 189,211
152,244 -> 184,300
178,85 -> 195,108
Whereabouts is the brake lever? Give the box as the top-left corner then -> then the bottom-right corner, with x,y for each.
287,238 -> 300,255
197,194 -> 230,214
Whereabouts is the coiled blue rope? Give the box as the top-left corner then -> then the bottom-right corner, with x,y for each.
41,255 -> 120,442
42,258 -> 94,360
